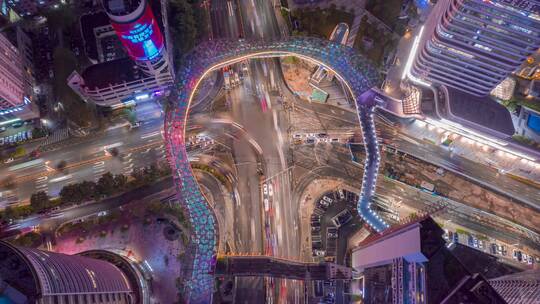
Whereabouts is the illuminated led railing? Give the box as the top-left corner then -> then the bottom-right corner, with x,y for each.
165,37 -> 388,303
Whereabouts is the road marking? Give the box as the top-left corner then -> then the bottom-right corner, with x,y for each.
49,175 -> 72,183
141,131 -> 161,139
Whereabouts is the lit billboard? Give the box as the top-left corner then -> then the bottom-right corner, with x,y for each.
110,3 -> 164,61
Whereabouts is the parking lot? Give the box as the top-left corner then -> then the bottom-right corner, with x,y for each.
309,188 -> 365,304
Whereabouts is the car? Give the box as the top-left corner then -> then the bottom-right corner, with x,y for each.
452,233 -> 459,244
497,244 -> 505,256
468,235 -> 474,246
306,138 -> 315,144
331,138 -> 340,142
293,134 -> 302,139
262,184 -> 268,196
313,249 -> 325,257
490,243 -> 497,255
268,184 -> 273,196
49,206 -> 60,213
0,137 -> 4,145
528,255 -> 534,265
130,122 -> 141,129
521,253 -> 529,264
327,227 -> 338,239
26,130 -> 32,139
473,237 -> 479,248
11,121 -> 23,128
0,126 -> 6,133
337,189 -> 345,200
443,229 -> 449,241
3,157 -> 14,164
318,200 -> 329,210
317,133 -> 328,138
263,198 -> 269,212
97,211 -> 107,217
513,250 -> 522,262
322,196 -> 333,204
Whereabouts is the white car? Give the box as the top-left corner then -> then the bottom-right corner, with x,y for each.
313,250 -> 325,257
268,184 -> 273,197
263,184 -> 268,196
97,211 -> 107,217
337,189 -> 345,200
263,198 -> 269,212
3,157 -> 14,164
323,196 -> 333,204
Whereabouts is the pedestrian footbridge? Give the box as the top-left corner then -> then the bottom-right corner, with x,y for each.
165,36 -> 389,303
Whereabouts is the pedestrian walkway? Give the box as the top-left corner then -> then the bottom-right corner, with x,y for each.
39,128 -> 70,147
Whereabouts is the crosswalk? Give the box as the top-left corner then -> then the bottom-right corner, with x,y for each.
35,176 -> 49,194
93,161 -> 106,182
40,128 -> 70,147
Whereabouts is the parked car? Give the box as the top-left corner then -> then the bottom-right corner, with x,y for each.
490,243 -> 497,255
337,189 -> 345,200
313,249 -> 325,257
327,227 -> 338,239
322,196 -> 333,204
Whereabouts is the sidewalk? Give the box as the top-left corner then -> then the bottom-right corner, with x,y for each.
54,195 -> 187,304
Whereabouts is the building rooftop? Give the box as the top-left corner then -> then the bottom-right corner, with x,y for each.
80,11 -> 112,62
81,57 -> 142,89
446,88 -> 515,136
103,0 -> 143,16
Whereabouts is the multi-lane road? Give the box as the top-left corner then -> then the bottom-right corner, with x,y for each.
293,100 -> 540,209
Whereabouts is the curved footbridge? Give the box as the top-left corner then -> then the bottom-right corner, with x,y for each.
165,37 -> 389,303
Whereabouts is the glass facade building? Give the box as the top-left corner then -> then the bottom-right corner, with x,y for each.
0,241 -> 135,303
411,0 -> 540,96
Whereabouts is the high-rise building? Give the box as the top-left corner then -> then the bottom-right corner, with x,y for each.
411,0 -> 540,96
489,269 -> 540,304
0,241 -> 137,303
102,0 -> 172,79
0,29 -> 37,122
351,216 -> 506,304
69,0 -> 173,108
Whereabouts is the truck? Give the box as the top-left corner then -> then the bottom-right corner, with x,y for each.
420,181 -> 435,192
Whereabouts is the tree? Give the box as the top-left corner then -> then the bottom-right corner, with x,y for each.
169,0 -> 198,63
60,181 -> 96,204
2,206 -> 15,220
30,191 -> 51,212
114,174 -> 128,190
97,172 -> 115,196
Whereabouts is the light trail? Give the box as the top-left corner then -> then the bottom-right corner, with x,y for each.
164,37 -> 386,302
